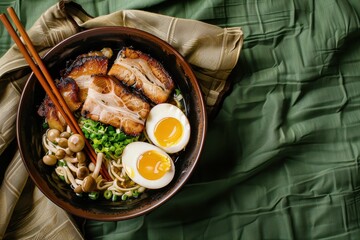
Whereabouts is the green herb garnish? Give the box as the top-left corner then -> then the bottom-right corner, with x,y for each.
79,117 -> 138,159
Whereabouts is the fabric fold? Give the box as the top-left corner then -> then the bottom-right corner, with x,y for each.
0,1 -> 243,239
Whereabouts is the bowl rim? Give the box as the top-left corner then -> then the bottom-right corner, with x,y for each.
16,26 -> 207,221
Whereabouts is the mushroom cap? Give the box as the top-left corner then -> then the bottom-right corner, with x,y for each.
47,129 -> 60,142
43,155 -> 57,166
88,162 -> 95,172
77,166 -> 89,179
60,131 -> 71,139
68,134 -> 85,152
57,138 -> 68,148
76,151 -> 86,163
82,175 -> 96,192
55,149 -> 66,159
74,185 -> 83,194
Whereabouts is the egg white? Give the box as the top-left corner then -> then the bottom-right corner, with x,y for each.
145,103 -> 190,153
122,142 -> 175,189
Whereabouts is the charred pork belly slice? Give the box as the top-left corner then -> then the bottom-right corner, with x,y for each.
62,75 -> 94,104
63,56 -> 106,80
62,48 -> 112,79
56,77 -> 82,112
62,48 -> 113,102
37,96 -> 67,132
108,47 -> 175,104
37,48 -> 113,130
81,75 -> 151,136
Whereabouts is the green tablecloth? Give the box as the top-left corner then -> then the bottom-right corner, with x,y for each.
1,0 -> 360,239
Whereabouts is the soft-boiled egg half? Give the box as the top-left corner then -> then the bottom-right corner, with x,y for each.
122,142 -> 175,189
145,103 -> 190,154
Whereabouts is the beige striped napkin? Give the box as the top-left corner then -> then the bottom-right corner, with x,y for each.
0,1 -> 243,239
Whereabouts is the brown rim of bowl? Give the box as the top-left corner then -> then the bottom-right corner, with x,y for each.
16,26 -> 207,221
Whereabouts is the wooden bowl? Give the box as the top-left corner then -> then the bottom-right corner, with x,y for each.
16,27 -> 207,221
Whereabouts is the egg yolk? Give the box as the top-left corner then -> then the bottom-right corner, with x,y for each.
154,117 -> 183,147
137,150 -> 171,180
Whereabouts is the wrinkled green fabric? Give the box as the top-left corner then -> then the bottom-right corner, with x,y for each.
2,0 -> 360,239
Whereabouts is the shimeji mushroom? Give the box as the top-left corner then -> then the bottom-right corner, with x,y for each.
42,155 -> 57,166
80,152 -> 104,193
92,152 -> 104,179
62,151 -> 95,192
44,128 -> 108,196
67,134 -> 85,152
60,131 -> 71,139
63,151 -> 86,163
55,149 -> 66,159
66,161 -> 89,180
81,175 -> 96,193
42,134 -> 59,154
44,129 -> 108,196
57,137 -> 68,148
64,166 -> 79,191
46,129 -> 60,142
88,162 -> 95,172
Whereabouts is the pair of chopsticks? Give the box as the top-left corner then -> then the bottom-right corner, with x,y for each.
0,7 -> 111,181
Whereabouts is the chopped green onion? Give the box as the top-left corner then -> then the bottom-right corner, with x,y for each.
104,190 -> 112,200
58,175 -> 65,181
79,117 -> 138,158
42,121 -> 49,129
121,194 -> 128,201
88,191 -> 99,200
57,159 -> 67,167
175,88 -> 182,96
112,194 -> 118,202
132,190 -> 139,198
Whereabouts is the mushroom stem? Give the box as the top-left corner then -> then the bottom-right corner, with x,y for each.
92,152 -> 104,179
88,162 -> 95,172
75,179 -> 83,185
66,161 -> 90,180
55,166 -> 70,184
42,134 -> 58,153
66,161 -> 78,172
64,166 -> 79,189
64,155 -> 78,163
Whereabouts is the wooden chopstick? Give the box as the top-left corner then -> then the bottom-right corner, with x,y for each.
3,8 -> 100,167
0,8 -> 111,180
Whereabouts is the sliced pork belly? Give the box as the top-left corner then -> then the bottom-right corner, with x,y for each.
81,75 -> 150,136
37,96 -> 67,132
62,48 -> 111,79
56,77 -> 82,112
61,48 -> 112,102
38,48 -> 113,129
108,47 -> 174,104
